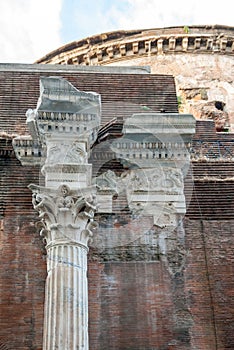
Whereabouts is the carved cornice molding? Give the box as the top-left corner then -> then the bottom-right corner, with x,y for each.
12,136 -> 44,165
27,78 -> 101,146
13,77 -> 101,167
111,113 -> 196,168
108,113 -> 196,226
37,30 -> 234,66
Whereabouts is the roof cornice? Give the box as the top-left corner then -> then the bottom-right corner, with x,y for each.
36,25 -> 234,65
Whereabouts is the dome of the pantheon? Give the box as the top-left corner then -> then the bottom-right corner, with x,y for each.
37,25 -> 234,131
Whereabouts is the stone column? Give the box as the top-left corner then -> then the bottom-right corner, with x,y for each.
30,184 -> 97,350
13,77 -> 101,350
45,243 -> 88,349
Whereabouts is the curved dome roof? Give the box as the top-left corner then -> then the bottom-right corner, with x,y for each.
36,24 -> 234,65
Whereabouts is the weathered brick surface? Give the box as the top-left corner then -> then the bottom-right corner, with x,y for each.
88,261 -> 176,350
0,152 -> 46,350
184,219 -> 234,350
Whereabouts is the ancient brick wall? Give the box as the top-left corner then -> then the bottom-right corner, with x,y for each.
88,261 -> 176,350
184,219 -> 234,350
0,142 -> 46,350
1,147 -> 234,349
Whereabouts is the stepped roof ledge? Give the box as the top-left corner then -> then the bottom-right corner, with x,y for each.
0,63 -> 150,74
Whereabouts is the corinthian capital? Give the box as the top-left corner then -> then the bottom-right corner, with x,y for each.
29,184 -> 97,248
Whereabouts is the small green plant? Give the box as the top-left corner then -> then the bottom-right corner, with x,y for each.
177,95 -> 182,108
183,26 -> 189,34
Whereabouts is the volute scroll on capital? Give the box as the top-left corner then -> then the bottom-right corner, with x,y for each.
29,183 -> 98,247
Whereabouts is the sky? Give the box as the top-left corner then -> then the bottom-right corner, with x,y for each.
0,0 -> 233,64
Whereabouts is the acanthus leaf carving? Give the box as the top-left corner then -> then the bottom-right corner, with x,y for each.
29,183 -> 97,247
